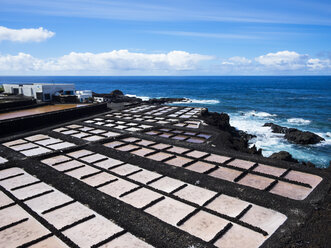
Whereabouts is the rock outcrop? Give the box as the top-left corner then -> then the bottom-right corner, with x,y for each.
264,122 -> 324,145
201,110 -> 262,155
93,90 -> 142,103
269,151 -> 299,163
146,98 -> 186,104
109,89 -> 124,97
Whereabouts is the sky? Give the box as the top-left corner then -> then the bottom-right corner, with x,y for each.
0,0 -> 330,75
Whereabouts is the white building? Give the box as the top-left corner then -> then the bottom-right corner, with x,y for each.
76,90 -> 92,102
2,83 -> 75,102
93,96 -> 106,103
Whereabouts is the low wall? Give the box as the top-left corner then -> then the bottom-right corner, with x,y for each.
0,103 -> 107,137
0,99 -> 36,111
0,102 -> 49,114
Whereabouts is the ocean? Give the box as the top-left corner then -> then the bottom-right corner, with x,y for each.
1,76 -> 330,167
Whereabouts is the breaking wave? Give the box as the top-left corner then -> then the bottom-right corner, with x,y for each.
125,94 -> 150,101
287,118 -> 311,125
243,110 -> 277,118
173,98 -> 220,105
230,112 -> 331,167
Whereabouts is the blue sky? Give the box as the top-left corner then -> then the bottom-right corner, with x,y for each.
0,0 -> 330,75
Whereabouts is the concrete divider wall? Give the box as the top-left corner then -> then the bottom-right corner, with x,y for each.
0,99 -> 36,111
0,103 -> 107,137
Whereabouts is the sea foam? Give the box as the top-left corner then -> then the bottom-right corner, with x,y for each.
243,110 -> 277,117
125,94 -> 150,101
287,118 -> 311,125
173,98 -> 220,105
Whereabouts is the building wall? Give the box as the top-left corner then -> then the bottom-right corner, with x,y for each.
2,84 -> 75,101
76,90 -> 92,102
41,84 -> 75,101
94,97 -> 105,103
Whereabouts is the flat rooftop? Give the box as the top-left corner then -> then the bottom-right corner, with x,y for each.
0,103 -> 329,248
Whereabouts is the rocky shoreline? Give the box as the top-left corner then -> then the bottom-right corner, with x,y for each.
105,90 -> 328,168
0,90 -> 330,248
264,122 -> 325,145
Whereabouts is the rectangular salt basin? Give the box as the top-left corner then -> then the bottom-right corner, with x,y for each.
98,179 -> 138,199
166,156 -> 193,167
0,218 -> 50,247
173,185 -> 217,206
179,210 -> 228,241
128,170 -> 161,184
227,159 -> 255,170
10,182 -> 53,200
121,188 -> 162,208
82,172 -> 117,187
145,197 -> 195,226
240,205 -> 287,235
205,195 -> 249,217
67,149 -> 94,159
65,165 -> 100,179
186,161 -> 215,173
149,177 -> 185,193
0,191 -> 14,207
53,160 -> 86,172
41,155 -> 71,166
238,174 -> 274,190
0,156 -> 8,164
214,223 -> 266,248
47,142 -> 75,150
63,215 -> 123,247
101,232 -> 153,248
0,174 -> 39,190
110,164 -> 140,176
80,154 -> 107,163
25,191 -> 72,214
43,202 -> 94,229
147,152 -> 173,161
131,147 -> 155,157
94,158 -> 123,169
29,236 -> 69,248
21,147 -> 52,156
0,205 -> 30,228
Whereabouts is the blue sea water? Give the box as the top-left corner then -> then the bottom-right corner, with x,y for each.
1,76 -> 330,167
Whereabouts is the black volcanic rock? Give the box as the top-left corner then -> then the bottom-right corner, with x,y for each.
93,91 -> 142,103
301,161 -> 316,168
109,89 -> 124,97
285,128 -> 325,145
146,98 -> 186,104
264,122 -> 324,145
201,110 -> 261,155
264,123 -> 288,134
269,151 -> 299,163
201,110 -> 232,131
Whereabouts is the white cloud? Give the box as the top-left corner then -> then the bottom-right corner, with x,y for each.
0,50 -> 213,75
1,50 -> 330,75
255,50 -> 309,70
219,51 -> 331,74
222,56 -> 252,65
0,26 -> 55,42
307,58 -> 331,70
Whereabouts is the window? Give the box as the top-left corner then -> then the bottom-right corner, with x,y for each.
44,93 -> 51,100
36,92 -> 43,100
64,91 -> 74,95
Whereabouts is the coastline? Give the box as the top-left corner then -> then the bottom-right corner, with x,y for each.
1,76 -> 330,168
0,98 -> 330,248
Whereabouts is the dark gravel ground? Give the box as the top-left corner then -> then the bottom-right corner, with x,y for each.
0,103 -> 330,248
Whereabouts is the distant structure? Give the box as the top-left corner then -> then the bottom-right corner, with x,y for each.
2,83 -> 75,102
92,93 -> 111,103
76,90 -> 92,102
